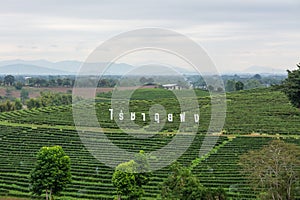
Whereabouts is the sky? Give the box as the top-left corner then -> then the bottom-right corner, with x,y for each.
0,0 -> 299,73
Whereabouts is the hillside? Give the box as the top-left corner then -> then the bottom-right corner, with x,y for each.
0,88 -> 299,199
1,88 -> 299,135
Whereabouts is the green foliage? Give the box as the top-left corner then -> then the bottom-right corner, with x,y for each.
2,87 -> 300,135
14,82 -> 23,90
97,88 -> 209,100
139,77 -> 154,85
20,89 -> 29,103
161,161 -> 228,200
244,79 -> 263,89
29,146 -> 71,200
26,98 -> 42,109
14,99 -> 22,110
225,80 -> 236,92
98,78 -> 117,87
226,80 -> 244,92
4,75 -> 15,86
26,92 -> 75,109
161,162 -> 207,200
207,85 -> 214,91
27,77 -> 74,87
5,88 -> 12,99
239,140 -> 300,200
282,62 -> 300,108
204,188 -> 228,200
0,100 -> 21,112
2,87 -> 300,199
235,81 -> 244,91
0,120 -> 299,199
112,151 -> 150,200
252,74 -> 262,80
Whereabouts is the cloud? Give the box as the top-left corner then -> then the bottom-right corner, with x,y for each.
0,0 -> 299,71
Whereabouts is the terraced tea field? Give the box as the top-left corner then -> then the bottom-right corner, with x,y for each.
0,88 -> 299,199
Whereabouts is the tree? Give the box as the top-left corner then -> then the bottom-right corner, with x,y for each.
4,75 -> 15,86
29,146 -> 71,200
14,99 -> 22,110
239,140 -> 300,200
112,151 -> 150,200
253,74 -> 262,80
205,188 -> 228,200
282,62 -> 300,108
217,87 -> 224,92
15,82 -> 23,90
207,85 -> 214,91
5,100 -> 14,111
56,78 -> 63,86
5,88 -> 12,100
20,89 -> 29,103
0,100 -> 15,112
244,79 -> 263,89
139,77 -> 148,85
235,81 -> 244,91
161,162 -> 207,200
225,80 -> 236,92
26,98 -> 41,109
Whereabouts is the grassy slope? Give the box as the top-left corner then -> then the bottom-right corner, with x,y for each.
0,87 -> 299,199
224,88 -> 300,135
1,87 -> 299,135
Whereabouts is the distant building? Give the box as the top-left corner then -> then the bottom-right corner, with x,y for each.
25,77 -> 32,86
162,83 -> 182,90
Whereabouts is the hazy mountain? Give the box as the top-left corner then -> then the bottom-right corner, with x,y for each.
0,64 -> 72,75
0,60 -> 288,75
0,60 -> 192,75
242,66 -> 286,74
0,59 -> 82,73
0,60 -> 136,75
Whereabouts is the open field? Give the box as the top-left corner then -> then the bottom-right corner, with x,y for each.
0,87 -> 299,199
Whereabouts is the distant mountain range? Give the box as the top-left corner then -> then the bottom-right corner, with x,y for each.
0,59 -> 82,74
0,60 -> 135,75
242,66 -> 287,74
0,59 -> 287,75
0,64 -> 71,75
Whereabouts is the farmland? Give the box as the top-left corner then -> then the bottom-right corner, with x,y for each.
0,87 -> 299,199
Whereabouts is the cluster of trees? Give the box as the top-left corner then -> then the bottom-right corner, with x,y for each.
0,74 -> 120,88
225,80 -> 244,92
161,162 -> 227,200
112,152 -> 227,200
224,74 -> 270,92
112,151 -> 151,200
190,73 -> 285,92
0,99 -> 22,112
26,92 -> 73,109
2,75 -> 15,86
282,62 -> 300,108
240,140 -> 300,200
0,90 -> 75,112
27,77 -> 74,87
139,77 -> 154,85
111,139 -> 300,200
27,77 -> 118,88
0,75 -> 75,88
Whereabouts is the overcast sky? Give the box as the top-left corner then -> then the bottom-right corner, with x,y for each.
0,0 -> 299,72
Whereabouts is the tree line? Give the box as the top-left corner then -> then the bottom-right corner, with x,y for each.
0,75 -> 118,88
190,73 -> 285,92
26,92 -> 74,109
